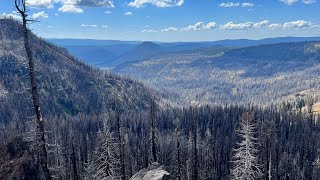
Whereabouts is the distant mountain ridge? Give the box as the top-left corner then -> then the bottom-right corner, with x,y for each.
48,38 -> 140,46
49,36 -> 320,47
49,36 -> 320,68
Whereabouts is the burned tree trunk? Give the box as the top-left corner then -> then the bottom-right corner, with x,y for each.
149,99 -> 158,164
14,0 -> 51,179
174,118 -> 182,180
117,113 -> 126,180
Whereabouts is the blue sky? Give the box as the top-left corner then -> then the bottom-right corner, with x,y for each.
0,0 -> 320,42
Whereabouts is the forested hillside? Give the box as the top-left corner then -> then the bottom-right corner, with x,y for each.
0,19 -> 157,137
114,42 -> 320,106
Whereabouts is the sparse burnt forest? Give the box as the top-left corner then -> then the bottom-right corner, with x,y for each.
0,2 -> 320,179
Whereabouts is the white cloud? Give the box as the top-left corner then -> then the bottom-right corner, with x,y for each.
0,13 -> 21,20
26,0 -> 55,8
253,20 -> 269,28
81,24 -> 98,27
105,11 -> 112,14
48,25 -> 54,28
302,0 -> 316,4
26,0 -> 114,14
204,22 -> 217,30
142,29 -> 157,33
124,12 -> 133,15
181,22 -> 217,31
143,20 -> 317,33
279,0 -> 316,5
219,2 -> 240,7
102,25 -> 108,28
279,0 -> 299,5
182,22 -> 205,31
269,23 -> 283,29
219,2 -> 254,8
70,0 -> 114,7
128,0 -> 184,8
161,27 -> 179,32
56,0 -> 114,7
58,5 -> 84,13
54,13 -> 59,16
32,11 -> 49,19
283,20 -> 313,28
241,2 -> 254,7
220,22 -> 253,30
220,20 -> 269,30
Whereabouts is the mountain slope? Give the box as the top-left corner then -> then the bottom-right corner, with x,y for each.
114,42 -> 320,105
62,44 -> 137,67
0,19 -> 153,124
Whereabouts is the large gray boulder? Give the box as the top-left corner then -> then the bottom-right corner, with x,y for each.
130,162 -> 169,180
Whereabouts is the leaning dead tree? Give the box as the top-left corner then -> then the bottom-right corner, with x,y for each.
14,0 -> 51,179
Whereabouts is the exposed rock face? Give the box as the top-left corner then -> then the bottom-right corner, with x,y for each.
130,162 -> 170,180
0,137 -> 38,180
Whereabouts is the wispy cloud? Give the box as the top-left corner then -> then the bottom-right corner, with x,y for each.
302,0 -> 317,4
146,19 -> 318,33
81,24 -> 98,27
32,11 -> 49,19
181,22 -> 217,31
269,23 -> 283,29
219,20 -> 317,30
283,20 -> 313,28
220,20 -> 269,30
219,2 -> 254,8
27,0 -> 114,13
242,2 -> 254,7
59,5 -> 84,13
72,0 -> 114,7
142,29 -> 158,33
161,27 -> 179,32
128,0 -> 184,8
124,12 -> 133,15
279,0 -> 299,5
279,0 -> 316,5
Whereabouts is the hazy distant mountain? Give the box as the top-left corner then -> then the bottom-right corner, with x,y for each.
111,41 -> 165,66
205,37 -> 320,47
48,38 -> 140,46
62,44 -> 137,67
114,41 -> 320,105
0,19 -> 154,123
